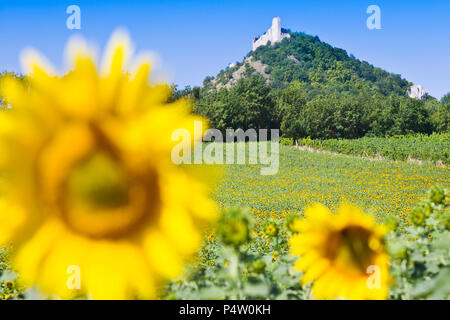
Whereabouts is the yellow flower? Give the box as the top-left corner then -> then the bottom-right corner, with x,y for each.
272,251 -> 280,261
263,221 -> 278,237
0,30 -> 217,299
290,204 -> 390,300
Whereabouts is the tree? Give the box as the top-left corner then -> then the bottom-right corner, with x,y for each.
278,81 -> 307,139
398,99 -> 433,135
432,102 -> 450,133
300,95 -> 338,139
194,75 -> 275,133
441,92 -> 450,105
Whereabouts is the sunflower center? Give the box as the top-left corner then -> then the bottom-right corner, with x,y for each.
327,226 -> 374,273
68,152 -> 130,210
61,151 -> 154,239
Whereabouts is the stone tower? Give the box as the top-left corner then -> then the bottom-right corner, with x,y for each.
272,17 -> 282,43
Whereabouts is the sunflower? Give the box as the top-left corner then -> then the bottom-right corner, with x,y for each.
410,205 -> 426,226
217,208 -> 252,249
0,30 -> 217,299
263,221 -> 278,237
289,204 -> 390,300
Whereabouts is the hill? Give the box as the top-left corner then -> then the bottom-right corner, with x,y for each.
204,31 -> 411,98
187,30 -> 449,139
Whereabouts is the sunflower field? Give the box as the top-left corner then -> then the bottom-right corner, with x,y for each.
163,144 -> 449,300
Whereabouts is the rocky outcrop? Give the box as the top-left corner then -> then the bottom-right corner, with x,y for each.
211,57 -> 270,90
287,55 -> 300,64
407,85 -> 426,100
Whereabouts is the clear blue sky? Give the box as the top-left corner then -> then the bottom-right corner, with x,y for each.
1,0 -> 449,98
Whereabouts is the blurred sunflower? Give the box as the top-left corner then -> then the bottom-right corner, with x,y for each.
263,221 -> 278,237
217,208 -> 252,249
0,30 -> 217,299
290,204 -> 390,300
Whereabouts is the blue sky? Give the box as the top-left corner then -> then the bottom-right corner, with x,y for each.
0,0 -> 449,98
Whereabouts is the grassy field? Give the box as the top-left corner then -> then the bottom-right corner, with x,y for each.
297,133 -> 450,165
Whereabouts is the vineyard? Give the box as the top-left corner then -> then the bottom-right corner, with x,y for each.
295,133 -> 450,165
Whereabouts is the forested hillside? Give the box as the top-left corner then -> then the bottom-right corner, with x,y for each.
207,32 -> 411,96
177,32 -> 449,139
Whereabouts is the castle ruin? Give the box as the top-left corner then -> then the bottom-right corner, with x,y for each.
252,17 -> 290,51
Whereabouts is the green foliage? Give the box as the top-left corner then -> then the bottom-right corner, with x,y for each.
299,93 -> 371,139
388,186 -> 450,299
195,75 -> 276,132
441,93 -> 450,105
277,81 -> 307,139
274,92 -> 435,140
168,85 -> 201,103
299,133 -> 450,164
431,98 -> 450,132
398,98 -> 434,134
165,207 -> 308,300
279,137 -> 294,146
